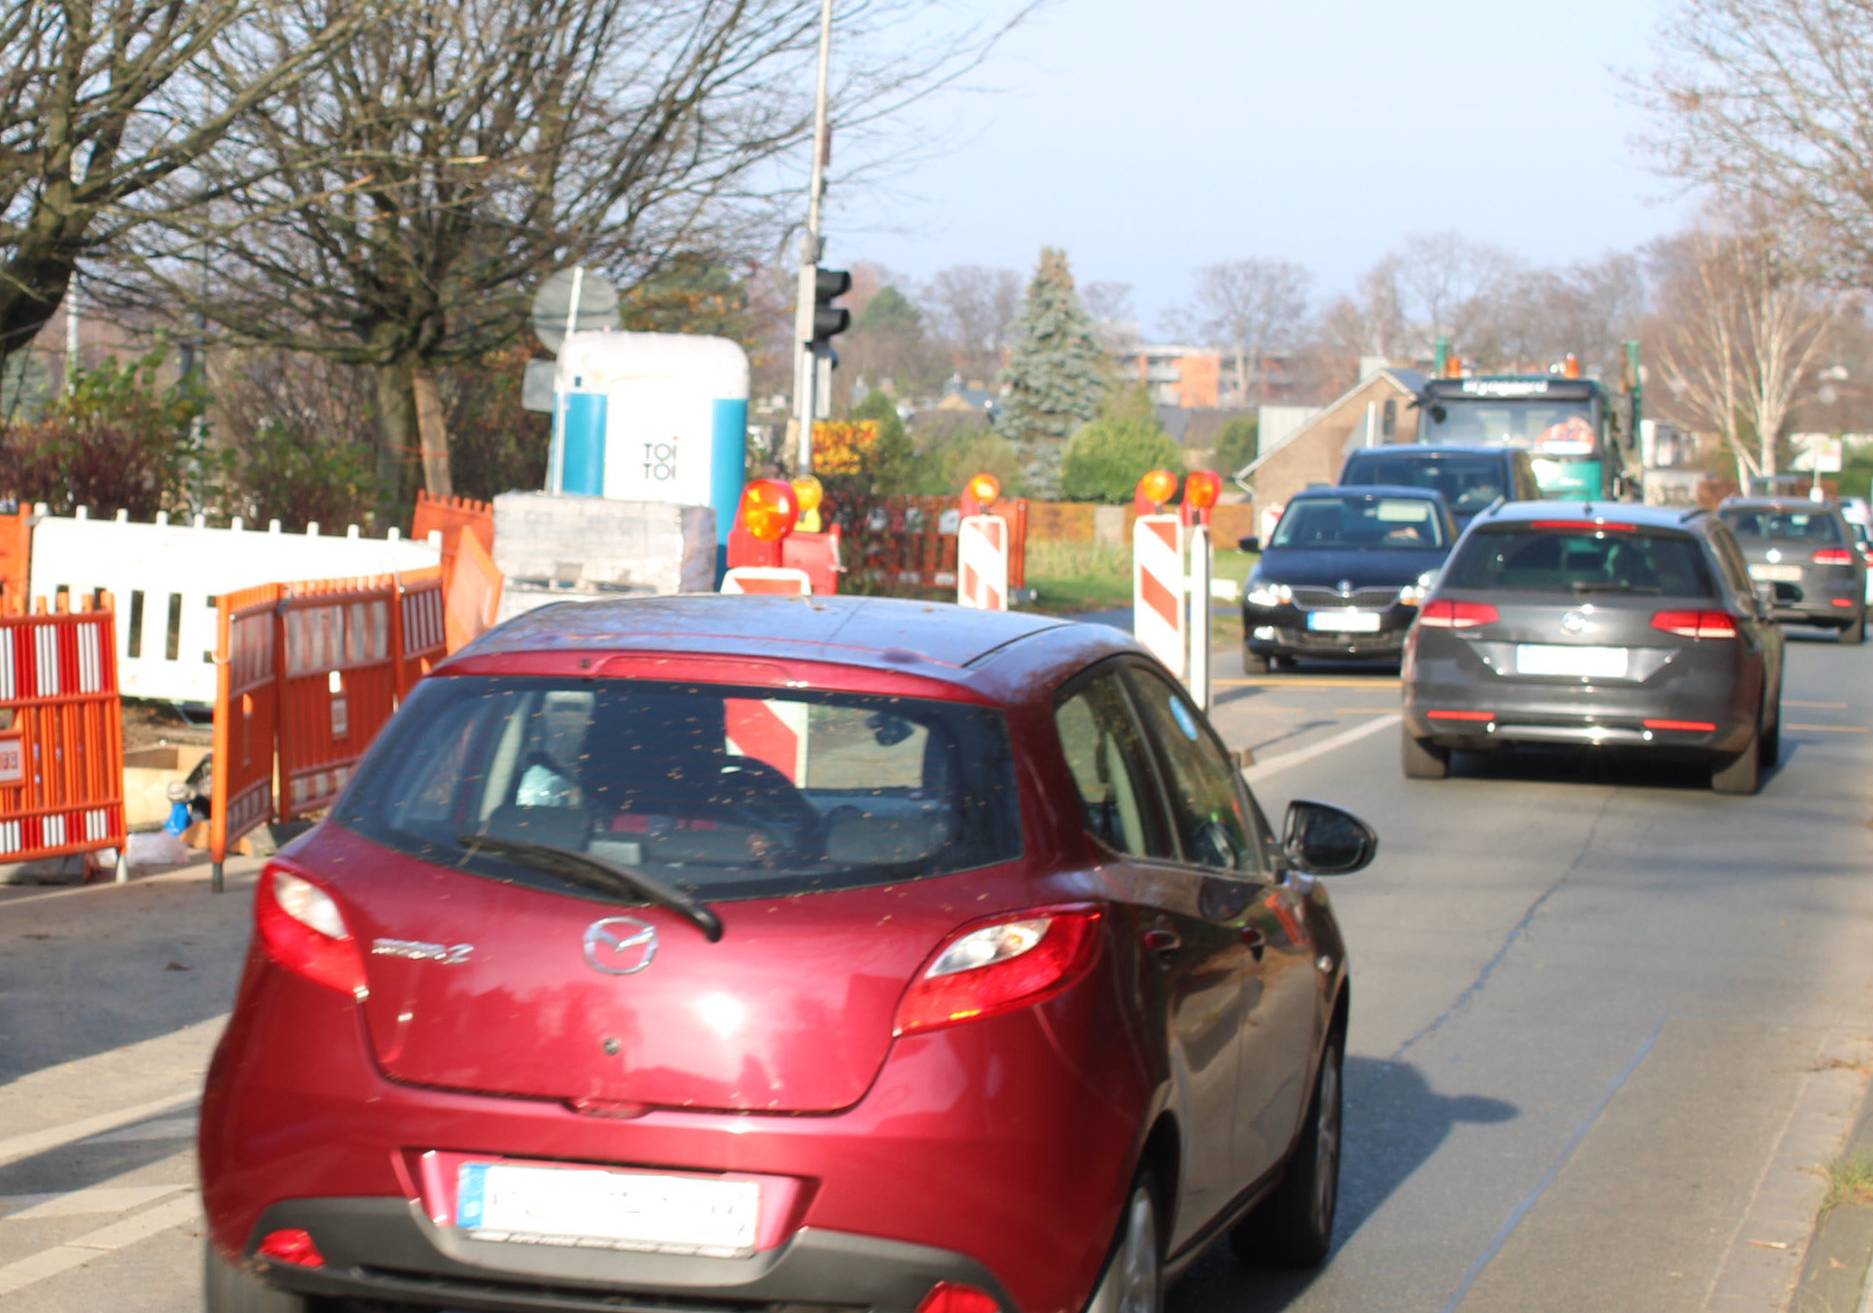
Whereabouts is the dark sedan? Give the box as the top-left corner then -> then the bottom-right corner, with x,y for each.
1239,486 -> 1456,673
1717,497 -> 1867,643
1400,502 -> 1784,795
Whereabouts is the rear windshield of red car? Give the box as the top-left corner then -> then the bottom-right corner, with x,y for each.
1442,525 -> 1714,596
1719,507 -> 1845,545
334,676 -> 1023,903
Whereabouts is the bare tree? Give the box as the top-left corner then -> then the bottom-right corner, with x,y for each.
923,264 -> 1023,381
0,0 -> 355,367
123,0 -> 1031,508
1318,255 -> 1407,360
1648,0 -> 1873,286
1650,221 -> 1838,480
1395,230 -> 1519,346
1080,280 -> 1136,352
1175,258 -> 1311,404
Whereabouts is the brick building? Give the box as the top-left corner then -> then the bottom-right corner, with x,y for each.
1235,368 -> 1426,531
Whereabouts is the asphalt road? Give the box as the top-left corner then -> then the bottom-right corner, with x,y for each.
3,624 -> 1873,1312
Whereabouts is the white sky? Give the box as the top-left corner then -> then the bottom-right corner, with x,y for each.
825,0 -> 1695,328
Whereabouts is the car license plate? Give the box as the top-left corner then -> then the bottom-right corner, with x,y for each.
1749,563 -> 1802,583
1307,610 -> 1381,633
455,1163 -> 759,1256
1515,644 -> 1629,678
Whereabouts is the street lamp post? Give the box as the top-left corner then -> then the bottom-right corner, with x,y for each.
792,0 -> 834,474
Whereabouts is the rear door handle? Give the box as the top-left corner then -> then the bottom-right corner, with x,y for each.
1143,928 -> 1181,957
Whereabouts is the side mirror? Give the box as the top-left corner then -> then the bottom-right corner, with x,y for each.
1282,800 -> 1378,876
1238,536 -> 1261,553
1754,581 -> 1776,613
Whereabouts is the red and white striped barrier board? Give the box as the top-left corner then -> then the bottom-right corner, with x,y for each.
725,697 -> 810,784
957,515 -> 1008,611
1133,515 -> 1187,677
721,567 -> 812,596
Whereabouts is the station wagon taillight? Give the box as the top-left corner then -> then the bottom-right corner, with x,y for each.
256,865 -> 369,1000
1811,548 -> 1855,565
1650,609 -> 1739,639
1418,599 -> 1499,629
893,907 -> 1103,1037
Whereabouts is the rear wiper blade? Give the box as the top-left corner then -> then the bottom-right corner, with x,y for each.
457,834 -> 723,942
1570,581 -> 1661,595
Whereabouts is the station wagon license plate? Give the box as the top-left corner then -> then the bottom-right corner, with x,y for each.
1307,610 -> 1381,633
1749,563 -> 1803,583
1515,644 -> 1629,679
455,1163 -> 760,1256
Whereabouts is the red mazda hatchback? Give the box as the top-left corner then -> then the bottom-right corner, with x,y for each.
201,595 -> 1375,1313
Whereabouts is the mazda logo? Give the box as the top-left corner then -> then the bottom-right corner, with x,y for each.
583,916 -> 659,975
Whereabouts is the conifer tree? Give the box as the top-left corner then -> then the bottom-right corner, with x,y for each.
1001,248 -> 1107,496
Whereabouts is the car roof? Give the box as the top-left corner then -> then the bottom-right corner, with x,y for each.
1294,483 -> 1450,505
1719,496 -> 1844,515
1471,500 -> 1707,532
1347,443 -> 1522,460
443,594 -> 1143,705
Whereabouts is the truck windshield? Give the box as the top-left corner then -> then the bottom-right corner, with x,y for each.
1424,398 -> 1597,454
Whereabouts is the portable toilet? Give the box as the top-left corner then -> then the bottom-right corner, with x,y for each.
549,331 -> 750,548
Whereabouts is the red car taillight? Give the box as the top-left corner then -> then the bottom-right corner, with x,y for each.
1812,548 -> 1855,565
1650,609 -> 1739,639
893,907 -> 1103,1037
1418,599 -> 1499,629
256,864 -> 369,1000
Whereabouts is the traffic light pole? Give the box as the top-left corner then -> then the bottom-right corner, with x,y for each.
793,0 -> 835,474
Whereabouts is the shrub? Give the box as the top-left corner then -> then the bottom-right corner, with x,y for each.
1059,416 -> 1186,504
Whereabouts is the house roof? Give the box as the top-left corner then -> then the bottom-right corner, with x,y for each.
1233,368 -> 1423,486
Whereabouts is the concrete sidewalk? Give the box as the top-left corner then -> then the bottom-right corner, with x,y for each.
1793,1077 -> 1873,1313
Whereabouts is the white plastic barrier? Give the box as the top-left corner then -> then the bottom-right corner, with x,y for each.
29,508 -> 442,704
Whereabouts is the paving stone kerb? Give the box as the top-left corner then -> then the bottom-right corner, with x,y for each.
1793,1077 -> 1873,1313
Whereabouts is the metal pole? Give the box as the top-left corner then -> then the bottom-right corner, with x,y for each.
794,0 -> 834,474
1365,400 -> 1377,448
1189,524 -> 1212,711
64,270 -> 79,393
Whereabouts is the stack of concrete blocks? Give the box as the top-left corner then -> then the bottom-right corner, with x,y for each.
492,492 -> 717,622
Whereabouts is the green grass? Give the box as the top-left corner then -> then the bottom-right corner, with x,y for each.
1022,539 -> 1259,618
1823,1152 -> 1873,1214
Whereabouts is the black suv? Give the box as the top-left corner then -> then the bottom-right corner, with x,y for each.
1340,444 -> 1543,530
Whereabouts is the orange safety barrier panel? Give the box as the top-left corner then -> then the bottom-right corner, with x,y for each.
392,566 -> 447,696
0,593 -> 126,870
208,583 -> 283,883
412,492 -> 495,592
0,506 -> 32,606
444,529 -> 504,654
276,576 -> 400,822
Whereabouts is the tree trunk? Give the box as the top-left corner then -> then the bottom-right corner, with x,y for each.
1234,345 -> 1249,406
0,246 -> 76,378
411,368 -> 452,498
372,357 -> 418,517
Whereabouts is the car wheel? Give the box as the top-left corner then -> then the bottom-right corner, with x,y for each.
1243,648 -> 1271,675
1761,680 -> 1783,770
1231,1037 -> 1342,1268
1085,1177 -> 1162,1313
1401,730 -> 1448,780
1711,717 -> 1763,796
1842,610 -> 1866,645
203,1242 -> 312,1313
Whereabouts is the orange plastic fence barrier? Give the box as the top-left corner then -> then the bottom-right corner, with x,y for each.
393,566 -> 447,695
849,497 -> 1028,592
412,491 -> 495,593
0,594 -> 126,871
445,530 -> 504,653
208,583 -> 283,876
276,576 -> 400,822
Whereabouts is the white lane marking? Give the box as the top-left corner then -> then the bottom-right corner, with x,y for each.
3,1184 -> 187,1221
82,1115 -> 197,1146
0,1193 -> 199,1297
0,1092 -> 199,1171
1245,712 -> 1401,783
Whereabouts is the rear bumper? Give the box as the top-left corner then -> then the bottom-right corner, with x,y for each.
240,1198 -> 1011,1313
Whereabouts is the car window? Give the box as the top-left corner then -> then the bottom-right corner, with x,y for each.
1054,675 -> 1170,859
335,676 -> 1023,904
1706,524 -> 1755,597
1271,494 -> 1447,550
1345,453 -> 1505,514
1443,525 -> 1715,596
1121,669 -> 1262,876
1720,507 -> 1846,544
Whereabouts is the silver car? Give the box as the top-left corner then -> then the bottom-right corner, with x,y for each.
1717,497 -> 1867,643
1401,502 -> 1785,795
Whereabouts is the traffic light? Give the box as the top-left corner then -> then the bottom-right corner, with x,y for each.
810,266 -> 850,349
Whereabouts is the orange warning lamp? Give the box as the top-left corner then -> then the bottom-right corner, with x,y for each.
1563,353 -> 1582,379
738,479 -> 799,542
1184,470 -> 1222,511
1137,468 -> 1179,508
791,475 -> 823,515
1444,352 -> 1463,379
967,472 -> 1002,506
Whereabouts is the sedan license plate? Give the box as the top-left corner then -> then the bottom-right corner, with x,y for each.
1307,609 -> 1381,633
1515,644 -> 1629,679
456,1163 -> 759,1256
1749,563 -> 1803,583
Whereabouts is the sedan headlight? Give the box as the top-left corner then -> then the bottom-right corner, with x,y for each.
1397,569 -> 1440,608
1244,581 -> 1292,608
